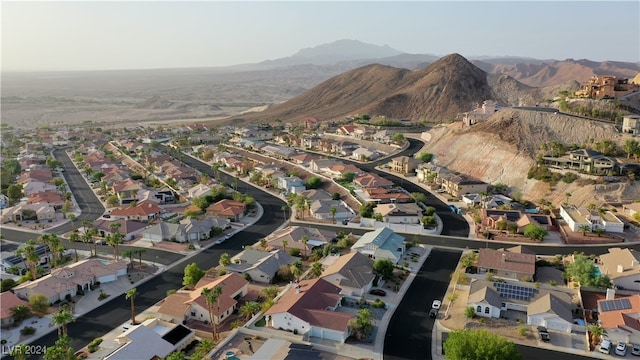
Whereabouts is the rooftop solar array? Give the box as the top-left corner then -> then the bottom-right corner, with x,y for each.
494,282 -> 538,301
600,298 -> 632,312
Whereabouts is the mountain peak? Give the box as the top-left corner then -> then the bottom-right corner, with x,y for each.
291,39 -> 403,61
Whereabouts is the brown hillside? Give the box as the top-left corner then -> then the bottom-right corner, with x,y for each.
223,54 -> 521,124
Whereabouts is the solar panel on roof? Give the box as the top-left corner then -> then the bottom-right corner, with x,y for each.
600,298 -> 632,312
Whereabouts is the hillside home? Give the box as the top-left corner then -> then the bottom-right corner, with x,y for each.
560,205 -> 624,233
0,291 -> 29,328
157,273 -> 248,325
481,209 -> 554,233
351,227 -> 405,264
321,252 -> 375,296
374,203 -> 423,224
226,249 -> 297,283
462,193 -> 513,209
622,202 -> 640,217
440,174 -> 489,199
598,248 -> 640,291
390,156 -> 421,175
265,278 -> 353,342
597,292 -> 640,344
574,75 -> 640,99
107,318 -> 194,360
461,100 -> 501,126
13,259 -> 127,303
477,246 -> 536,281
542,149 -> 619,175
622,115 -> 640,136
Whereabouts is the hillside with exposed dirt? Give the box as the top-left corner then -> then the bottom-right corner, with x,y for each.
423,108 -> 640,207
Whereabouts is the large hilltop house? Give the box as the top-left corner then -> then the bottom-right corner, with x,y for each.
622,115 -> 640,136
542,149 -> 619,175
574,75 -> 640,99
461,100 -> 502,126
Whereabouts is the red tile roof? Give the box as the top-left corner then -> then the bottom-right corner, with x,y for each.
206,199 -> 246,217
0,292 -> 29,320
111,200 -> 160,217
598,294 -> 640,332
478,248 -> 536,275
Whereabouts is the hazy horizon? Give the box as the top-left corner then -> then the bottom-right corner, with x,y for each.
2,1 -> 639,72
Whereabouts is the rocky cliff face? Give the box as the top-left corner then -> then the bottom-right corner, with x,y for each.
423,109 -> 640,206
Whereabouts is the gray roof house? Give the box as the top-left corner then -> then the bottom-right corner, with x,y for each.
351,227 -> 406,264
143,217 -> 227,243
309,200 -> 355,221
321,252 -> 375,296
226,249 -> 298,283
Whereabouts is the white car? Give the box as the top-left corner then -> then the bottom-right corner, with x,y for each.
615,342 -> 627,356
432,300 -> 442,309
214,238 -> 225,245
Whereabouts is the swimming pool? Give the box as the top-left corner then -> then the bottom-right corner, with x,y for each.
594,266 -> 602,277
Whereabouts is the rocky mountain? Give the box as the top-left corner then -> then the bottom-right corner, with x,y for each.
473,58 -> 640,87
228,53 -> 535,123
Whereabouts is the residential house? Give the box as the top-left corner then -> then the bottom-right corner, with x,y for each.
106,318 -> 194,360
597,293 -> 640,344
622,115 -> 640,136
263,226 -> 336,253
157,273 -> 248,325
278,176 -> 306,194
17,169 -> 53,184
0,203 -> 56,224
318,138 -> 336,153
226,249 -> 297,284
92,219 -> 148,241
309,159 -> 339,173
462,194 -> 513,209
1,244 -> 51,273
336,125 -> 358,136
373,130 -> 394,144
574,75 -> 640,99
351,147 -> 380,161
0,291 -> 29,328
481,209 -> 554,233
205,199 -> 246,222
622,202 -> 640,217
560,205 -> 624,233
325,163 -> 363,178
374,203 -> 423,224
26,191 -> 65,210
143,217 -> 227,243
302,136 -> 321,149
13,259 -> 127,303
187,184 -> 211,199
467,279 -> 577,333
22,180 -> 57,196
309,200 -> 354,221
265,278 -> 353,342
110,200 -> 161,222
461,100 -> 500,126
390,156 -> 421,175
598,248 -> 640,291
440,174 -> 489,198
331,141 -> 359,156
359,187 -> 412,204
290,153 -> 322,166
477,247 -> 536,281
303,117 -> 320,129
351,227 -> 405,264
542,149 -> 619,175
354,173 -> 394,189
112,179 -> 144,205
299,189 -> 333,202
321,252 -> 375,296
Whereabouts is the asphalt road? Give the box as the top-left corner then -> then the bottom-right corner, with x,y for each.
383,248 -> 461,360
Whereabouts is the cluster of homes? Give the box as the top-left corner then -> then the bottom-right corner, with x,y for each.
468,246 -> 640,344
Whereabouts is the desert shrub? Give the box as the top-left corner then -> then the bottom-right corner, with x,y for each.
464,307 -> 476,319
21,326 -> 36,335
372,299 -> 386,308
88,338 -> 103,353
562,172 -> 578,183
288,248 -> 301,257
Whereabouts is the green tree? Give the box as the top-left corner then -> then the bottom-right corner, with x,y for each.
416,152 -> 433,163
1,278 -> 17,292
411,192 -> 427,203
44,335 -> 75,360
460,252 -> 478,268
262,286 -> 279,300
301,235 -> 309,258
239,301 -> 260,320
7,183 -> 23,204
290,260 -> 303,281
126,288 -> 138,325
10,304 -> 32,324
444,329 -> 521,360
219,253 -> 231,268
340,171 -> 356,183
192,196 -> 209,210
106,194 -> 120,207
29,293 -> 50,315
523,224 -> 548,241
349,308 -> 373,340
190,339 -> 214,360
51,309 -> 74,339
464,306 -> 476,318
183,263 -> 206,287
310,262 -> 323,278
373,259 -> 394,279
593,227 -> 605,237
392,132 -> 406,144
578,224 -> 591,236
587,324 -> 607,349
305,176 -> 322,189
565,253 -> 612,288
164,351 -> 185,360
10,343 -> 31,360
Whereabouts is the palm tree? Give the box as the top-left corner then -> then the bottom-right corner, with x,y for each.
36,234 -> 52,271
10,304 -> 32,324
47,234 -> 61,267
578,224 -> 591,236
109,221 -> 122,236
122,250 -> 135,268
21,240 -> 40,280
262,286 -> 279,300
239,301 -> 260,320
564,192 -> 572,205
219,253 -> 231,268
301,235 -> 309,258
281,204 -> 289,221
310,262 -> 323,278
201,286 -> 223,340
134,249 -> 146,267
259,238 -> 267,250
51,309 -> 74,339
67,214 -> 76,231
587,324 -> 606,350
281,239 -> 288,252
126,288 -> 138,325
329,206 -> 337,223
290,260 -> 303,282
108,232 -> 124,261
68,232 -> 80,263
593,227 -> 605,237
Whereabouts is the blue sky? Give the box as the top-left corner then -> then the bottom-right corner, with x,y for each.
2,1 -> 638,71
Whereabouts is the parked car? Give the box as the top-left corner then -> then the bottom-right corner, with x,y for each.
599,339 -> 612,354
432,300 -> 442,309
436,189 -> 446,193
214,238 -> 225,245
630,344 -> 640,356
615,342 -> 627,356
429,308 -> 438,318
369,289 -> 386,296
537,326 -> 550,342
